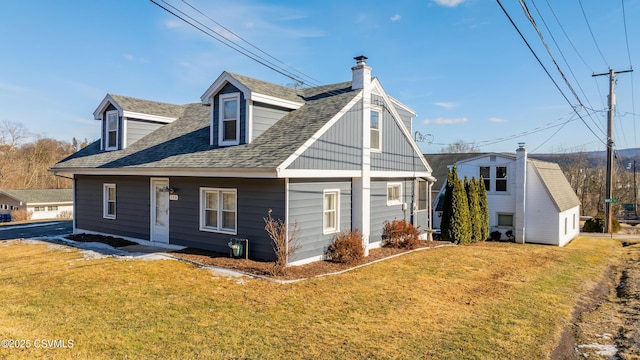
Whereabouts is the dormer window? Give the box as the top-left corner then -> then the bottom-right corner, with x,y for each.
105,110 -> 119,150
219,92 -> 240,146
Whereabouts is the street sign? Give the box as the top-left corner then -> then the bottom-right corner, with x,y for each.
605,198 -> 618,203
623,203 -> 635,211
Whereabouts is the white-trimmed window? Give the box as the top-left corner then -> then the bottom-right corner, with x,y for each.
387,182 -> 403,206
34,206 -> 45,212
219,93 -> 240,146
200,188 -> 237,234
105,110 -> 119,150
48,206 -> 58,211
323,190 -> 340,234
496,166 -> 507,192
370,108 -> 381,151
103,183 -> 116,219
480,166 -> 490,191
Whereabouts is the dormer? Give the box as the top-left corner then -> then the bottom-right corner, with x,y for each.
200,72 -> 304,147
93,94 -> 185,151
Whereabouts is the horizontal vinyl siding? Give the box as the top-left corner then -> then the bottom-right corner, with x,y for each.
75,175 -> 150,240
125,118 -> 164,147
288,179 -> 352,262
369,178 -> 413,244
287,100 -> 362,170
393,103 -> 413,133
526,169 -> 563,245
251,102 -> 289,141
168,177 -> 285,261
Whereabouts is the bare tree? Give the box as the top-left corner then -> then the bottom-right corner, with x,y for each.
440,140 -> 479,153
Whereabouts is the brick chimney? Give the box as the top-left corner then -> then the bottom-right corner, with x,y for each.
514,143 -> 527,244
351,55 -> 371,90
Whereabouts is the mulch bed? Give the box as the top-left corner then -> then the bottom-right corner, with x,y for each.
66,233 -> 138,248
170,240 -> 452,280
64,233 -> 452,281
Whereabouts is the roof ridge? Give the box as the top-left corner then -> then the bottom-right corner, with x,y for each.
108,93 -> 188,107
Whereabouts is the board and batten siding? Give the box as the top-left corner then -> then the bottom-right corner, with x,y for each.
287,100 -> 363,170
75,175 -> 151,240
288,179 -> 352,263
168,177 -> 285,262
369,178 -> 413,244
251,102 -> 290,141
371,103 -> 427,172
212,83 -> 247,147
125,118 -> 164,147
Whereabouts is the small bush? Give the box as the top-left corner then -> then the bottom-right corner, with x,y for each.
583,214 -> 621,233
264,209 -> 301,276
325,229 -> 364,264
11,209 -> 31,222
57,210 -> 73,219
490,231 -> 502,241
382,219 -> 420,250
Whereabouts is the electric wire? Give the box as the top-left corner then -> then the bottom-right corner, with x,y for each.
544,0 -> 593,72
621,0 -> 637,149
578,0 -> 609,68
179,0 -> 324,88
495,0 -> 606,146
527,0 -> 605,136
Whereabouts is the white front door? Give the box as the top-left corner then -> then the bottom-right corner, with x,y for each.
150,178 -> 170,243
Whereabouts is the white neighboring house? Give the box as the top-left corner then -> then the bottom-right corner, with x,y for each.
432,144 -> 580,246
0,189 -> 73,220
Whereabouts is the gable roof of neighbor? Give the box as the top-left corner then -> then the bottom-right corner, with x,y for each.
0,189 -> 73,204
53,80 -> 359,173
425,153 -> 490,186
529,160 -> 580,212
108,94 -> 188,118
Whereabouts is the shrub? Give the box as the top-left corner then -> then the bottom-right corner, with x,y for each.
264,209 -> 301,276
382,219 -> 420,250
57,210 -> 73,219
11,209 -> 31,222
490,231 -> 502,241
325,229 -> 364,264
583,214 -> 621,233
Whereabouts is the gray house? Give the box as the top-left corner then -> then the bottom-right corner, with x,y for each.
51,57 -> 435,265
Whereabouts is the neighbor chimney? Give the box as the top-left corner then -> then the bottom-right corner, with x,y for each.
351,55 -> 371,90
515,143 -> 527,244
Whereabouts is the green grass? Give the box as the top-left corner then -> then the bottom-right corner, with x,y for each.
0,237 -> 621,359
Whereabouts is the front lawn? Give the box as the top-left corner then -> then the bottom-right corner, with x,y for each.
0,237 -> 620,359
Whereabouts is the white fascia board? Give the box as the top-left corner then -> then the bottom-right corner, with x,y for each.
277,169 -> 361,178
200,72 -> 252,104
388,95 -> 417,117
50,167 -> 278,179
277,92 -> 364,173
370,79 -> 433,174
122,111 -> 178,124
251,93 -> 303,109
93,94 -> 123,120
371,171 -> 434,180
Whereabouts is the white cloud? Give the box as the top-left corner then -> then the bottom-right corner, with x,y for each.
122,54 -> 148,63
422,117 -> 468,125
433,0 -> 466,7
390,14 -> 401,21
164,20 -> 181,29
433,102 -> 457,110
488,117 -> 507,123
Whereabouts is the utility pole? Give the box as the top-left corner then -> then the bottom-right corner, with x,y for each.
593,68 -> 633,233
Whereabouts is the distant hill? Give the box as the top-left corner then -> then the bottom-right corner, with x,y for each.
531,148 -> 640,171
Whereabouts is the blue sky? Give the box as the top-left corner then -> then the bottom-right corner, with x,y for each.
1,0 -> 638,154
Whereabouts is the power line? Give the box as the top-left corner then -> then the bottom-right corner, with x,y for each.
578,0 -> 609,68
543,0 -> 593,72
495,0 -> 606,146
621,0 -> 637,149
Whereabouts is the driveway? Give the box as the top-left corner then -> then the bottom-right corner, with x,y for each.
0,220 -> 73,240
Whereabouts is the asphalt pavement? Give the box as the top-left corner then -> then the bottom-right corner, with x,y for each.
0,220 -> 73,240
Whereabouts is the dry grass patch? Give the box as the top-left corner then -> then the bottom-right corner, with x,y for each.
0,237 -> 620,359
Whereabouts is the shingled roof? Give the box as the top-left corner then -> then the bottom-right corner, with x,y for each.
108,94 -> 187,119
1,189 -> 73,204
53,80 -> 357,173
530,160 -> 580,212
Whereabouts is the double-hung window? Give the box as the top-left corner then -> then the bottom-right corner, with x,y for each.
200,188 -> 237,234
387,182 -> 402,206
103,183 -> 116,219
219,93 -> 240,146
323,190 -> 339,234
370,108 -> 381,151
496,166 -> 507,192
105,110 -> 119,150
480,166 -> 490,191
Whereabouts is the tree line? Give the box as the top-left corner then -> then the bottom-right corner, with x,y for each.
0,120 -> 88,190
